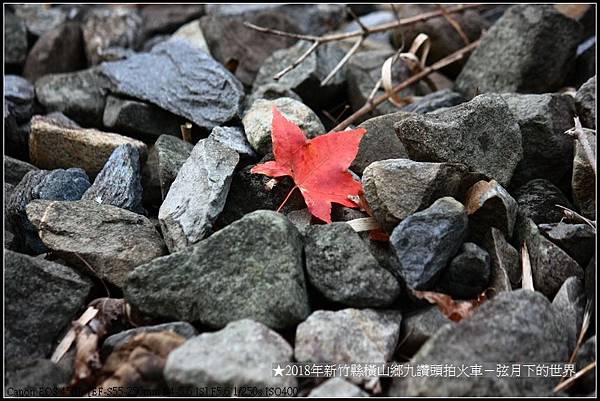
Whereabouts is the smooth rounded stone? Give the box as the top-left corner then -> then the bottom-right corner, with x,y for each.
395,94 -> 523,187
34,67 -> 111,127
295,309 -> 402,364
517,217 -> 584,298
102,95 -> 184,142
390,197 -> 468,290
141,135 -> 193,209
158,138 -> 239,252
4,156 -> 38,186
101,322 -> 197,358
140,4 -> 205,37
437,243 -> 491,299
5,250 -> 92,364
538,222 -> 595,267
572,130 -> 596,219
5,358 -> 71,397
208,126 -> 257,160
7,168 -> 91,254
242,98 -> 325,155
308,378 -> 369,397
100,39 -> 244,131
26,199 -> 166,288
401,89 -> 466,114
393,290 -> 569,397
82,7 -> 143,65
170,19 -> 209,53
253,41 -> 348,111
502,93 -> 576,192
13,4 -> 68,37
574,335 -> 596,394
514,179 -> 574,224
29,115 -> 147,177
465,180 -> 518,240
126,210 -> 310,330
350,112 -> 410,175
398,306 -> 453,356
285,208 -> 313,236
362,160 -> 471,232
552,277 -> 585,355
81,144 -> 144,213
304,223 -> 401,307
480,228 -> 520,291
165,320 -> 296,395
456,5 -> 582,95
5,11 -> 28,68
23,22 -> 86,82
575,76 -> 596,129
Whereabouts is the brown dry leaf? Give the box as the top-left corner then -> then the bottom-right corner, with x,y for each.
554,4 -> 591,20
412,289 -> 487,322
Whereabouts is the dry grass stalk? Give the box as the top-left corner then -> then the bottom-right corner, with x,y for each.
553,361 -> 596,393
521,242 -> 534,291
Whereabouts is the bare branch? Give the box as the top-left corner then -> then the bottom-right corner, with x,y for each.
437,4 -> 470,45
555,204 -> 597,232
242,21 -> 319,41
566,117 -> 596,175
346,6 -> 369,34
321,37 -> 364,86
274,41 -> 319,80
553,361 -> 596,393
521,242 -> 534,291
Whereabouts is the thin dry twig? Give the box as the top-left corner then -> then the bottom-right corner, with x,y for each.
556,204 -> 597,232
553,361 -> 596,393
321,36 -> 364,85
51,306 -> 99,364
566,117 -> 596,175
180,122 -> 193,144
565,300 -> 593,367
437,4 -> 470,45
521,242 -> 534,291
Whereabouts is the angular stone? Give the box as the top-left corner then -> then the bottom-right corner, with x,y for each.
23,22 -> 86,82
44,111 -> 81,129
455,5 -> 582,95
308,378 -> 369,397
170,19 -> 209,53
305,222 -> 401,307
515,179 -> 574,224
539,222 -> 595,267
572,130 -> 596,219
81,144 -> 144,213
5,250 -> 92,364
164,320 -> 296,395
26,200 -> 166,288
5,11 -> 28,68
395,290 -> 569,396
242,97 -> 325,155
100,39 -> 244,130
13,4 -> 68,37
5,359 -> 71,396
552,277 -> 585,354
480,228 -> 520,290
244,82 -> 302,111
465,179 -> 518,239
396,94 -> 523,186
437,243 -> 491,299
4,156 -> 38,186
158,137 -> 239,252
351,112 -> 410,175
5,75 -> 34,122
402,89 -> 466,114
390,197 -> 468,290
575,76 -> 596,129
363,160 -> 471,232
141,135 -> 193,209
140,4 -> 205,37
126,210 -> 310,330
502,93 -> 576,192
208,126 -> 256,161
29,116 -> 147,177
399,306 -> 453,356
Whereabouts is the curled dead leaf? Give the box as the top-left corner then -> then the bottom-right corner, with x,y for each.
412,289 -> 487,322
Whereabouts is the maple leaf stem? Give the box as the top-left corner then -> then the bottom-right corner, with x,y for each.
277,185 -> 298,213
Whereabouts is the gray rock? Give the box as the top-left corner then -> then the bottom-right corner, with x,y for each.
552,277 -> 585,354
13,4 -> 68,37
480,228 -> 520,290
341,10 -> 397,44
81,144 -> 144,213
140,4 -> 205,37
295,309 -> 402,364
572,130 -> 596,219
208,126 -> 257,160
399,306 -> 453,356
575,76 -> 596,129
23,22 -> 86,82
170,19 -> 209,53
351,112 -> 410,175
363,160 -> 471,232
396,94 -> 523,186
455,5 -> 582,95
4,156 -> 38,186
26,199 -> 166,288
5,250 -> 92,364
305,222 -> 401,307
502,93 -> 576,192
158,137 -> 239,252
5,358 -> 71,397
141,135 -> 193,209
82,7 -> 143,65
242,97 -> 325,155
101,322 -> 197,358
100,39 -> 244,131
285,208 -> 313,236
402,89 -> 466,114
437,243 -> 491,299
164,319 -> 296,395
465,179 -> 518,240
394,290 -> 569,396
390,197 -> 468,290
34,67 -> 111,127
126,210 -> 310,329
244,82 -> 302,112
308,378 -> 369,397
5,75 -> 35,122
574,335 -> 595,394
102,95 -> 184,141
539,222 -> 595,267
7,169 -> 91,254
44,111 -> 81,129
5,11 -> 28,68
517,217 -> 584,298
515,179 -> 574,224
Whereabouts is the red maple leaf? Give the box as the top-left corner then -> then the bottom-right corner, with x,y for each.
251,107 -> 366,223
